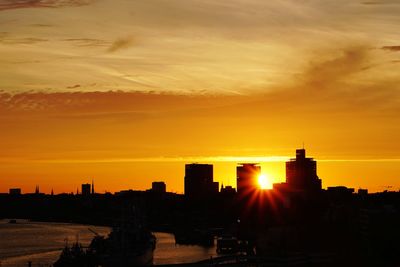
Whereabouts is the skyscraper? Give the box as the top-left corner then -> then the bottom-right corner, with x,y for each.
184,163 -> 218,198
285,149 -> 322,192
236,163 -> 261,197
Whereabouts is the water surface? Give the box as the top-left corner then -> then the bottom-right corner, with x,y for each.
0,219 -> 217,266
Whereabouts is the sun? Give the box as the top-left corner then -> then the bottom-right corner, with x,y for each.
257,174 -> 272,190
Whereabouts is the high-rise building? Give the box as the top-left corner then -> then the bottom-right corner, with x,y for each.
236,163 -> 261,197
184,163 -> 218,198
81,183 -> 91,196
285,149 -> 321,192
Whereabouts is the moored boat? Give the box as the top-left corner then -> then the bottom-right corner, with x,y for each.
54,206 -> 156,267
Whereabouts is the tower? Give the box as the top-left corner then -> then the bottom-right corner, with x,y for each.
285,149 -> 321,192
184,163 -> 217,198
236,163 -> 261,197
91,179 -> 95,194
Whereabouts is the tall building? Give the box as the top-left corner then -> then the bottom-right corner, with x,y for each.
81,183 -> 91,196
184,163 -> 218,198
285,149 -> 321,192
236,163 -> 261,197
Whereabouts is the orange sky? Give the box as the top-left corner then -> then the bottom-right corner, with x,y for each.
0,0 -> 399,193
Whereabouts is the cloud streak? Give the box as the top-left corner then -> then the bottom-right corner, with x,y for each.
361,1 -> 400,5
382,45 -> 400,51
1,45 -> 398,115
0,0 -> 95,11
0,36 -> 47,44
63,38 -> 109,47
107,37 -> 135,53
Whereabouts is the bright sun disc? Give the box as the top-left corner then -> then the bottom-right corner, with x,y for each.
258,174 -> 271,189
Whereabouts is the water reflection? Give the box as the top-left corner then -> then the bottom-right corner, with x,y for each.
0,220 -> 217,266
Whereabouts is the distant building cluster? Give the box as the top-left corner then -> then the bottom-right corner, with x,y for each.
6,149 -> 369,199
183,149 -> 324,200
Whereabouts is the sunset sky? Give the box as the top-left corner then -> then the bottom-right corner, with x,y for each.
0,0 -> 399,194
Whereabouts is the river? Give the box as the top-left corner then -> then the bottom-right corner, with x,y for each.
0,219 -> 217,267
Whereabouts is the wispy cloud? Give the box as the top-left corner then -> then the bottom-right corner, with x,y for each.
63,38 -> 109,47
0,0 -> 95,11
382,45 -> 400,52
361,1 -> 400,5
30,23 -> 53,27
107,37 -> 135,53
66,84 -> 81,89
301,45 -> 370,89
0,91 -> 244,114
0,37 -> 47,44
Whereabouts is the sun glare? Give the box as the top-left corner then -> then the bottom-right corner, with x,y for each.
258,174 -> 272,190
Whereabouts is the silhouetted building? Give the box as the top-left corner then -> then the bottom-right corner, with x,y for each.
152,181 -> 166,193
327,186 -> 354,200
184,163 -> 218,198
35,185 -> 40,194
220,184 -> 236,196
236,163 -> 261,197
9,188 -> 21,195
81,183 -> 91,196
285,149 -> 321,192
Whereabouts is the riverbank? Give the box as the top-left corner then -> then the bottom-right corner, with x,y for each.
0,219 -> 217,267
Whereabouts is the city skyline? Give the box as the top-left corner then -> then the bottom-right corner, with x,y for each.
1,0 -> 400,194
2,148 -> 398,194
1,2 -> 400,266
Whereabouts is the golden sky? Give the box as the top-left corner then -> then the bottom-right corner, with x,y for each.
0,0 -> 399,193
